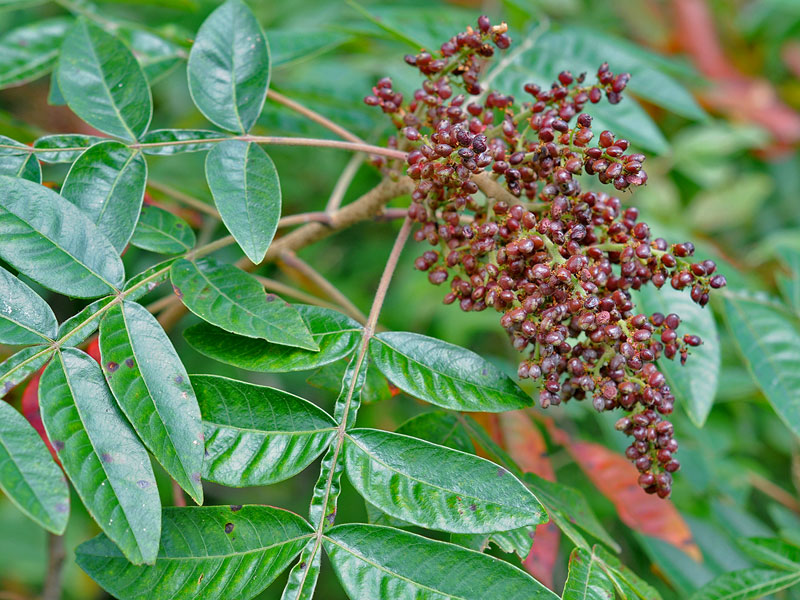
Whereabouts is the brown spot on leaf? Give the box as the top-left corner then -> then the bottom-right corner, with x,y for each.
299,561 -> 307,570
326,511 -> 336,525
224,522 -> 234,534
497,468 -> 506,477
265,294 -> 277,302
56,503 -> 69,513
469,503 -> 477,512
101,453 -> 112,463
175,375 -> 183,384
106,361 -> 119,373
53,441 -> 65,452
172,285 -> 183,299
230,505 -> 242,512
125,358 -> 135,368
191,472 -> 202,483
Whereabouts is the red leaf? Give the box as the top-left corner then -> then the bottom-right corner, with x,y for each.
498,411 -> 555,480
498,411 -> 560,590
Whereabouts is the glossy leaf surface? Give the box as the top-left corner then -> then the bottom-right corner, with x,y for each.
184,305 -> 360,372
187,0 -> 270,133
0,265 -> 58,344
171,259 -> 316,349
39,348 -> 160,565
57,19 -> 152,140
194,375 -> 336,486
61,141 -> 147,252
205,140 -> 281,263
99,301 -> 204,504
324,524 -> 559,599
344,428 -> 546,533
77,505 -> 313,600
0,400 -> 69,533
370,331 -> 531,411
0,176 -> 124,298
131,205 -> 195,254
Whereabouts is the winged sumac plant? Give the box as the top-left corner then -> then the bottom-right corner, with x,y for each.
0,2 -> 739,599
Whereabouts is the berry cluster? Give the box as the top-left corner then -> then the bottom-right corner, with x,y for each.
365,15 -> 726,498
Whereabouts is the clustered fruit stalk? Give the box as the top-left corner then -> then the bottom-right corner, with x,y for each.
364,15 -> 727,498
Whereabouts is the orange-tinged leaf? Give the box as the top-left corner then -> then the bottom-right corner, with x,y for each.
499,411 -> 555,480
468,413 -> 502,460
499,411 -> 560,590
523,520 -> 560,590
568,439 -> 701,561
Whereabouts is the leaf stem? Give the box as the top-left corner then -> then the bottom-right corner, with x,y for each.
278,250 -> 368,324
290,217 -> 413,592
0,136 -> 407,161
267,89 -> 365,144
147,180 -> 220,218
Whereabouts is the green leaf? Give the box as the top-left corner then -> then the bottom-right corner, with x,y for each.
0,345 -> 52,397
57,297 -> 113,347
193,374 -> 336,487
140,129 -> 224,155
0,265 -> 58,344
307,357 -> 392,405
77,505 -> 313,600
122,257 -> 178,301
451,526 -> 535,559
690,568 -> 800,600
267,29 -> 350,69
0,135 -> 41,182
0,18 -> 71,89
39,348 -> 160,565
184,305 -> 360,372
0,176 -> 125,298
57,19 -> 152,141
633,285 -> 720,427
61,141 -> 147,252
775,244 -> 800,315
344,428 -> 546,534
523,473 -> 619,551
723,291 -> 800,437
131,205 -> 195,254
171,258 -> 317,349
117,27 -> 183,84
738,537 -> 800,570
187,0 -> 270,133
562,547 -> 615,600
33,134 -> 105,164
0,400 -> 69,534
99,301 -> 204,504
205,140 -> 281,263
593,545 -> 661,600
370,332 -> 531,412
395,411 -> 475,453
324,524 -> 559,599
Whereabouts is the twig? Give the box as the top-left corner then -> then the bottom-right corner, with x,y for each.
171,479 -> 187,507
267,90 -> 365,144
147,180 -> 220,218
279,250 -> 368,324
326,153 -> 365,213
42,533 -> 65,600
252,276 -> 351,317
748,471 -> 800,513
145,294 -> 176,315
278,212 -> 334,228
